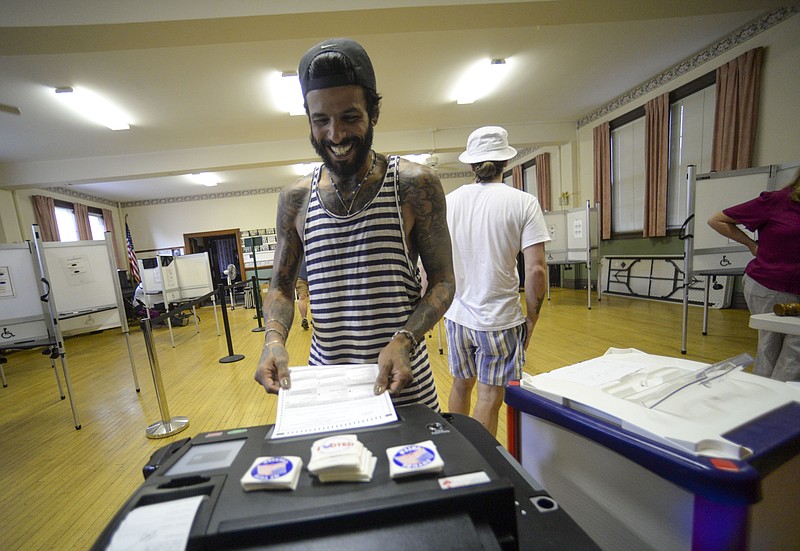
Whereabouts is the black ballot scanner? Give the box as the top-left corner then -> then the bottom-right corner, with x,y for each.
92,405 -> 598,550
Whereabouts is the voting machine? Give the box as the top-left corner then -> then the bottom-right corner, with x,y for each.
93,404 -> 598,550
505,349 -> 800,551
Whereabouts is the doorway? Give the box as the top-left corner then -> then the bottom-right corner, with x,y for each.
183,229 -> 244,291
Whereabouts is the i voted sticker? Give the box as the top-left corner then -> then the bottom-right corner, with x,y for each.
250,457 -> 294,480
391,444 -> 436,469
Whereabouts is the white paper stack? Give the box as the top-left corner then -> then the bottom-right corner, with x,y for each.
240,456 -> 303,491
386,440 -> 444,479
307,434 -> 377,483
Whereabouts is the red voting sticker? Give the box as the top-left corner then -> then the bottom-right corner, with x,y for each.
251,457 -> 294,480
391,445 -> 435,469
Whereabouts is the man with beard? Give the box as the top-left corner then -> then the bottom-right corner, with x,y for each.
255,38 -> 455,411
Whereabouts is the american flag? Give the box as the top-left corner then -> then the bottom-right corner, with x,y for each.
126,221 -> 141,284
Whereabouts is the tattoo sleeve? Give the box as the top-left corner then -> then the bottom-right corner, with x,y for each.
263,183 -> 310,336
398,163 -> 455,339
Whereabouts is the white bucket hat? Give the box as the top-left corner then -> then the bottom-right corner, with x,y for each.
458,126 -> 517,164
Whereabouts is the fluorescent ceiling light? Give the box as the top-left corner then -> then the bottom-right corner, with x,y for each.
54,86 -> 131,130
400,154 -> 430,164
270,72 -> 305,116
292,162 -> 322,176
453,58 -> 510,105
189,173 -> 219,187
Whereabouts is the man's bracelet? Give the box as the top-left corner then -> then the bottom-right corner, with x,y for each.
392,329 -> 419,351
264,328 -> 285,345
266,318 -> 289,334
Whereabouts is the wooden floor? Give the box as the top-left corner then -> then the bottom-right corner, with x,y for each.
0,288 -> 757,550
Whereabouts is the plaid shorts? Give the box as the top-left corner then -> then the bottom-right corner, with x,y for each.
445,319 -> 526,386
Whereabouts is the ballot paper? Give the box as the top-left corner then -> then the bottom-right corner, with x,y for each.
272,364 -> 398,439
386,439 -> 444,479
308,434 -> 377,483
240,456 -> 304,491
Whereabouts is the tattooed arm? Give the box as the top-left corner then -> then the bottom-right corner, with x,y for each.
522,243 -> 547,349
254,179 -> 310,394
376,160 -> 455,396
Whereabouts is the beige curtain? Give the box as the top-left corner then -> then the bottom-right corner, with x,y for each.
102,208 -> 122,268
73,202 -> 92,240
593,122 -> 611,239
511,164 -> 523,191
31,195 -> 60,242
535,152 -> 551,212
711,47 -> 763,171
643,93 -> 669,237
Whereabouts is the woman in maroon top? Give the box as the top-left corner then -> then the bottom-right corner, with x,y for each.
708,172 -> 800,381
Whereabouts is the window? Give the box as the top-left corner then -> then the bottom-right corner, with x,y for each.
611,117 -> 646,233
524,163 -> 537,198
53,200 -> 107,241
608,71 -> 715,236
667,85 -> 715,228
88,211 -> 107,240
54,204 -> 79,242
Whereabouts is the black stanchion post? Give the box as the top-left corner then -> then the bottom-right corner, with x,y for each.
251,275 -> 265,333
251,242 -> 260,320
218,283 -> 245,363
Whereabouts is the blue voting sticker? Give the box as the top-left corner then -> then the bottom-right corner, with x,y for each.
250,457 -> 294,480
391,445 -> 435,469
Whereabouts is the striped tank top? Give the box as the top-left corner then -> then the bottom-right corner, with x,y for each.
304,154 -> 440,411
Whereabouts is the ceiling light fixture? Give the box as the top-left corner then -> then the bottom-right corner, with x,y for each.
292,162 -> 322,176
272,72 -> 306,116
189,173 -> 219,187
454,58 -> 510,105
53,86 -> 131,130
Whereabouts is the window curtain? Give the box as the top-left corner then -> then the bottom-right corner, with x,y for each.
511,164 -> 523,191
31,195 -> 60,242
102,208 -> 122,269
73,202 -> 92,240
643,93 -> 669,237
711,47 -> 763,172
535,152 -> 551,212
593,122 -> 612,240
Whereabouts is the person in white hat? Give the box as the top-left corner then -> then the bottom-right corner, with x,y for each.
444,126 -> 550,436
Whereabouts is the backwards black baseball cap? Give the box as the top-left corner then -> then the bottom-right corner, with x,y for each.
298,38 -> 377,98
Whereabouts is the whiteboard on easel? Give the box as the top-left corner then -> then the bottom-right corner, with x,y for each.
691,166 -> 777,273
175,253 -> 213,299
543,211 -> 567,261
43,239 -> 122,334
0,243 -> 50,347
566,204 -> 597,262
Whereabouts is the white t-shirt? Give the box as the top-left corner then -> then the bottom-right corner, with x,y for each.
444,182 -> 550,331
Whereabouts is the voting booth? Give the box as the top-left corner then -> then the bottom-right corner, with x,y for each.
505,349 -> 800,551
93,405 -> 598,550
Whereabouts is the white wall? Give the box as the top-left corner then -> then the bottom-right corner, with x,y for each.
123,191 -> 280,252
576,13 -> 800,204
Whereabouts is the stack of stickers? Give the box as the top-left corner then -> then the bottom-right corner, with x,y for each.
386,440 -> 444,479
240,455 -> 304,491
307,434 -> 377,483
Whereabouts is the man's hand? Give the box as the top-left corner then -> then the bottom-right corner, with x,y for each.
374,337 -> 414,396
254,343 -> 291,394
